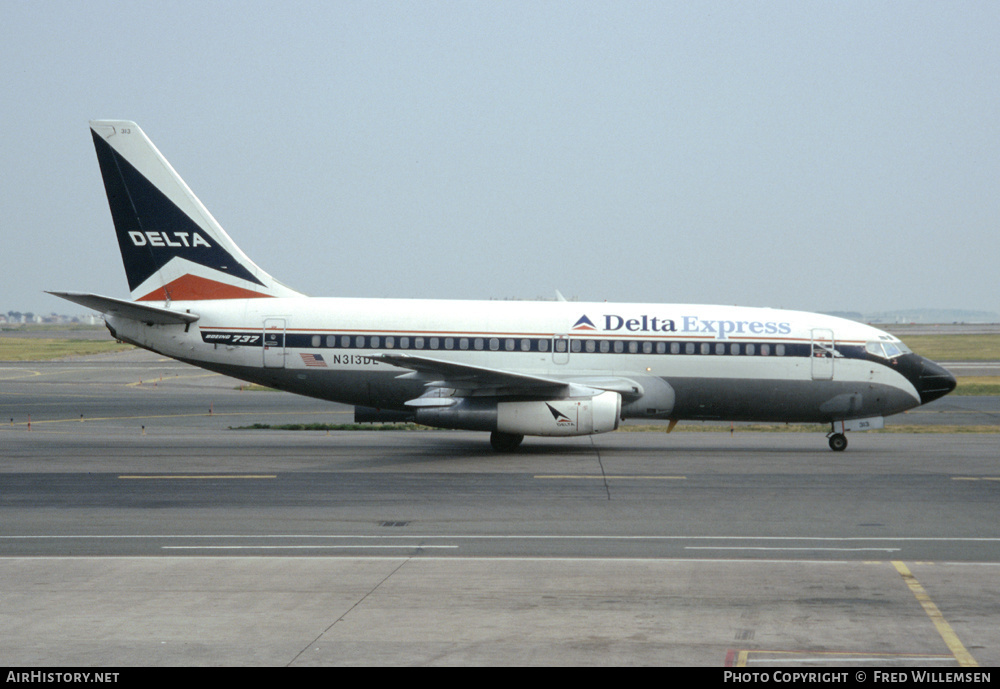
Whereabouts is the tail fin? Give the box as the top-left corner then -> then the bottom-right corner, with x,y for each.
89,120 -> 303,302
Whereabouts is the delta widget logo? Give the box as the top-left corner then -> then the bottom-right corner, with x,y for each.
546,403 -> 575,426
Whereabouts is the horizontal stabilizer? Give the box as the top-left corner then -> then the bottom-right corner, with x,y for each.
47,291 -> 199,325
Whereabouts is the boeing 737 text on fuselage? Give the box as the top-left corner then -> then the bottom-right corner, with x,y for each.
51,121 -> 957,452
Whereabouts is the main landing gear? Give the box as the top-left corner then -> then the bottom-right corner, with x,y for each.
490,431 -> 524,452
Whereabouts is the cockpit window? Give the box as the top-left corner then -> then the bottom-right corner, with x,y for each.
867,342 -> 888,358
882,342 -> 903,358
866,340 -> 910,359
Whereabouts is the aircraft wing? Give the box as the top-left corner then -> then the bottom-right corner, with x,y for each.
372,353 -> 644,401
373,353 -> 568,394
47,291 -> 200,325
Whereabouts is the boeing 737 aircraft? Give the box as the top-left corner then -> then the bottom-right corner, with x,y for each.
52,121 -> 956,451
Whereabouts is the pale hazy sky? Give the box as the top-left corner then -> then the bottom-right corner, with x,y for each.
3,1 -> 998,316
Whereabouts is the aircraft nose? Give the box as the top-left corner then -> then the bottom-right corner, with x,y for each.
915,357 -> 957,404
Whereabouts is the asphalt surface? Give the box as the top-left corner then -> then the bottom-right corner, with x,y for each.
0,350 -> 998,666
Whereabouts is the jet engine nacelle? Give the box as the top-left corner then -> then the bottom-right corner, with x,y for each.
415,390 -> 622,437
498,391 -> 621,436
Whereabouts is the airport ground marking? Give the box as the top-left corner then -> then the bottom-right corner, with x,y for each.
118,475 -> 277,480
126,372 -> 222,387
160,544 -> 459,550
728,648 -> 956,666
9,535 -> 1000,547
535,475 -> 686,480
892,561 -> 978,667
0,368 -> 42,380
2,409 -> 353,427
687,546 -> 900,552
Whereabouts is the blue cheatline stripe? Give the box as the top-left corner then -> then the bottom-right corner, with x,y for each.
200,330 -> 866,361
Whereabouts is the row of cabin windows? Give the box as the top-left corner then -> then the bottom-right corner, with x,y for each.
309,334 -> 544,352
306,334 -> 786,357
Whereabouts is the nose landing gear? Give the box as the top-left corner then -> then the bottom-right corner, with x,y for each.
825,417 -> 883,451
827,432 -> 848,451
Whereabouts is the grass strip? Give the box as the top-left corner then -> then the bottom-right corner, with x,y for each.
0,337 -> 133,361
901,334 -> 1000,361
231,423 -> 427,431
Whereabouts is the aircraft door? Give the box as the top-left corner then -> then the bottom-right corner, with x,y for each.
263,318 -> 286,368
810,328 -> 835,380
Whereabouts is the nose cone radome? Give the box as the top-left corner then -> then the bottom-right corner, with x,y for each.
916,357 -> 957,404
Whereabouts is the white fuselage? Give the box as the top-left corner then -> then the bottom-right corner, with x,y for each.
108,296 -> 924,425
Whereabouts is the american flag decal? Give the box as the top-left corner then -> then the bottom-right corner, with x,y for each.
300,353 -> 327,367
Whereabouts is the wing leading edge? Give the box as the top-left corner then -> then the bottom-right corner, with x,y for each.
372,352 -> 644,405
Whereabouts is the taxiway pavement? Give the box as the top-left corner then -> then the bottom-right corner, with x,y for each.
1,352 -> 998,666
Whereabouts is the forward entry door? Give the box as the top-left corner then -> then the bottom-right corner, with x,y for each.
810,328 -> 835,380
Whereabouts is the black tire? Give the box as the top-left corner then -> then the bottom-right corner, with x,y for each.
490,431 -> 524,452
828,433 -> 848,452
